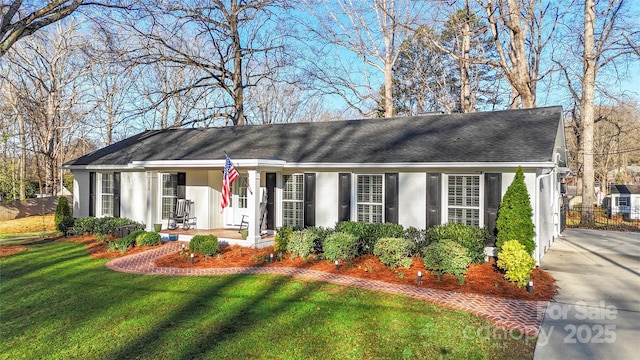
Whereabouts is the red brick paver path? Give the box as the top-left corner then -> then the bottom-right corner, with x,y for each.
107,242 -> 548,336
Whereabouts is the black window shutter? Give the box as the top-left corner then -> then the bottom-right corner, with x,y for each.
304,173 -> 316,227
385,173 -> 399,224
177,172 -> 186,199
113,172 -> 121,218
426,172 -> 441,229
89,172 -> 96,217
266,173 -> 276,230
484,173 -> 502,246
338,173 -> 351,222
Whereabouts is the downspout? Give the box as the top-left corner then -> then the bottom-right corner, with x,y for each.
535,168 -> 555,265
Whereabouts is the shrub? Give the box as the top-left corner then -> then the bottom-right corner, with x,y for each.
54,196 -> 73,234
496,166 -> 535,255
287,229 -> 317,259
422,240 -> 471,284
496,240 -> 536,288
335,221 -> 404,255
322,232 -> 359,262
403,227 -> 429,253
136,231 -> 161,247
189,235 -> 219,257
72,217 -> 144,235
114,235 -> 135,253
426,223 -> 489,263
305,226 -> 334,253
373,237 -> 413,269
274,226 -> 296,252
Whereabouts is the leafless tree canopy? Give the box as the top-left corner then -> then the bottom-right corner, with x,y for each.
0,0 -> 639,200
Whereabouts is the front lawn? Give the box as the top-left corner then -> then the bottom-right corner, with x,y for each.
0,239 -> 536,359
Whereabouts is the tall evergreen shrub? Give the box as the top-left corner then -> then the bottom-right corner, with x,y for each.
496,167 -> 535,255
54,196 -> 73,233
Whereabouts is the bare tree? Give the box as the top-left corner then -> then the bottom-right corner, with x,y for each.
475,0 -> 559,108
119,0 -> 291,127
0,0 -> 85,56
2,21 -> 93,196
554,0 -> 640,207
301,0 -> 426,117
245,79 -> 324,124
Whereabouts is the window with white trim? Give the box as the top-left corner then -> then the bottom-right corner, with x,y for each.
357,174 -> 383,223
282,174 -> 304,228
101,173 -> 114,216
161,173 -> 178,219
616,196 -> 629,207
447,175 -> 480,227
234,175 -> 248,209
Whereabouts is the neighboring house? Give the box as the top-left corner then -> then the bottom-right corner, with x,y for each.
602,185 -> 640,220
62,106 -> 569,264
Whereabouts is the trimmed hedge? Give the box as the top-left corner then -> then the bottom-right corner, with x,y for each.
403,227 -> 429,253
287,229 -> 317,259
73,217 -> 145,235
422,239 -> 471,284
274,226 -> 296,252
426,223 -> 489,263
334,221 -> 404,255
189,235 -> 219,257
373,237 -> 413,269
322,232 -> 359,262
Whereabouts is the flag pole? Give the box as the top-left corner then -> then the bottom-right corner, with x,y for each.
224,151 -> 253,195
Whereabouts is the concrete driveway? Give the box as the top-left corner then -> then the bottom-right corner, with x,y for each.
534,228 -> 640,360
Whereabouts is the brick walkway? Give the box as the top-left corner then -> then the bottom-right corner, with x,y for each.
106,242 -> 548,336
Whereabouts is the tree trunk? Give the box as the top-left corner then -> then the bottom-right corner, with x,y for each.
231,0 -> 245,126
459,1 -> 472,113
581,0 -> 596,212
384,60 -> 394,117
18,111 -> 26,200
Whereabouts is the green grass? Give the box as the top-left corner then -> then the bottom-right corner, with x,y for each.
0,240 -> 536,359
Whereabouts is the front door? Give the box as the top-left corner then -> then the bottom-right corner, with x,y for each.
225,174 -> 249,226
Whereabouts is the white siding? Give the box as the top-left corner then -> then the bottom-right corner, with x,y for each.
316,172 -> 339,227
398,172 -> 426,229
120,171 -> 148,225
72,170 -> 89,218
185,170 -> 210,229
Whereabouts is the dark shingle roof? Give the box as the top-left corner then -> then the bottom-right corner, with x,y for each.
64,106 -> 563,167
611,185 -> 640,194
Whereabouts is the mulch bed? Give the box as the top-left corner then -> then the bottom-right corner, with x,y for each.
3,235 -> 556,302
154,244 -> 557,301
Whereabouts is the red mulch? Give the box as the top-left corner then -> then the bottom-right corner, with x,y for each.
3,235 -> 556,301
154,244 -> 557,301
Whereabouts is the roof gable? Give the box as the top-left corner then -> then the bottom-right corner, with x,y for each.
64,106 -> 564,167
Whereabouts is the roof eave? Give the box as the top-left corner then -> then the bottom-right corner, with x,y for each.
62,160 -> 558,171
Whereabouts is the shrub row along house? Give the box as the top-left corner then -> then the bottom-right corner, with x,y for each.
62,106 -> 569,264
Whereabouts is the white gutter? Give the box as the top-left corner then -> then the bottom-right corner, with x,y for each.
63,160 -> 557,171
534,168 -> 555,265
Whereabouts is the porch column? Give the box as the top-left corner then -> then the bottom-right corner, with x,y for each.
247,170 -> 261,246
146,171 -> 158,231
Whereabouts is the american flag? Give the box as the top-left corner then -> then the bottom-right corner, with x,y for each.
221,154 -> 239,210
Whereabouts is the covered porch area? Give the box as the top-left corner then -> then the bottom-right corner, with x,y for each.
158,227 -> 275,247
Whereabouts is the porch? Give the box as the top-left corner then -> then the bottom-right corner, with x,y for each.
158,227 -> 275,247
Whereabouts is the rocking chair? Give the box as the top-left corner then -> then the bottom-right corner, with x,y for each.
169,199 -> 196,230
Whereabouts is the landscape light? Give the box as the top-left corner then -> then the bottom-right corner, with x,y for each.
335,260 -> 339,270
417,271 -> 422,285
190,253 -> 194,265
